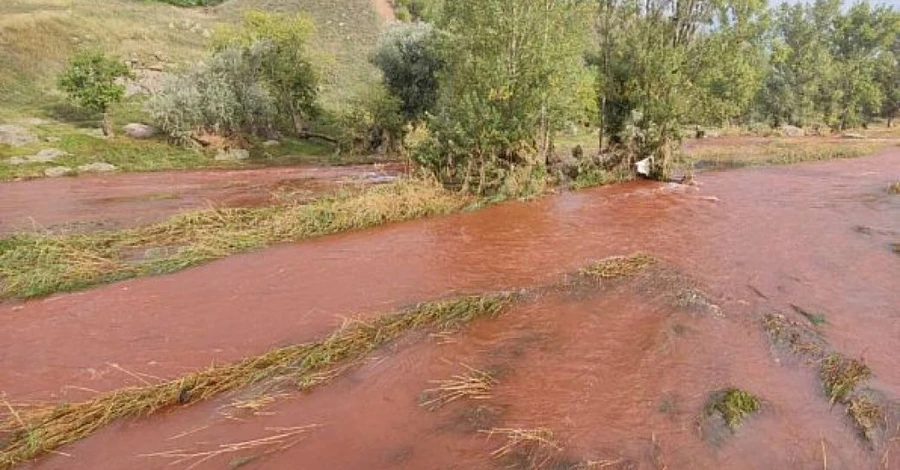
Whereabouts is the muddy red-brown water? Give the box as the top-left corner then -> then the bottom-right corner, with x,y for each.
3,148 -> 899,469
0,164 -> 400,235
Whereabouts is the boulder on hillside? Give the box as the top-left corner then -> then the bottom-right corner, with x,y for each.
0,125 -> 38,147
78,162 -> 118,173
123,123 -> 158,139
44,166 -> 74,178
780,125 -> 805,137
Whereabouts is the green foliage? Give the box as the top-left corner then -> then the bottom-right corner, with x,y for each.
148,12 -> 323,143
337,85 -> 405,155
146,44 -> 278,143
394,0 -> 443,22
706,388 -> 761,430
373,23 -> 442,124
57,50 -> 131,115
214,12 -> 321,135
420,0 -> 591,194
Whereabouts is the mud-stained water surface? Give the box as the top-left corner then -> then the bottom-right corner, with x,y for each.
0,164 -> 400,235
2,149 -> 899,469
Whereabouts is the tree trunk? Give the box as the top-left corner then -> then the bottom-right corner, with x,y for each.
101,112 -> 114,138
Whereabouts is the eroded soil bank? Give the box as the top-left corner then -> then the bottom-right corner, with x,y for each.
2,149 -> 898,469
0,164 -> 401,235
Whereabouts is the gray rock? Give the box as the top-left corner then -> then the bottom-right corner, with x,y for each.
78,162 -> 118,173
31,148 -> 68,162
215,149 -> 250,161
6,148 -> 68,165
44,166 -> 74,178
0,125 -> 39,147
123,123 -> 158,139
780,125 -> 805,137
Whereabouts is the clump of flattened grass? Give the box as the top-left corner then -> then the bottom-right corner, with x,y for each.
483,427 -> 562,469
821,354 -> 871,404
705,388 -> 761,430
0,293 -> 513,469
762,313 -> 827,358
580,254 -> 655,279
847,394 -> 884,442
421,365 -> 497,411
0,179 -> 468,299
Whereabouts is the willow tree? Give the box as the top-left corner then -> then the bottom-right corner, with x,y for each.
419,0 -> 592,194
596,0 -> 768,178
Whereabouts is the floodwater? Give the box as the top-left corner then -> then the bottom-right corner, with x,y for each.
0,164 -> 400,235
2,148 -> 899,469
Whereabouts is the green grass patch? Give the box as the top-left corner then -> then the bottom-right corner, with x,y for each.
0,293 -> 514,469
821,354 -> 872,404
705,388 -> 761,430
0,179 -> 468,299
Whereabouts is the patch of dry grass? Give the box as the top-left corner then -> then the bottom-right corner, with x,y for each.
580,254 -> 656,279
0,179 -> 468,299
0,293 -> 513,468
483,427 -> 562,469
421,365 -> 496,411
848,395 -> 884,442
888,182 -> 900,195
140,424 -> 320,470
821,354 -> 872,404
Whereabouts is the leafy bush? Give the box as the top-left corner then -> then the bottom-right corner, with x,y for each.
57,51 -> 132,136
146,44 -> 277,144
148,12 -> 322,144
214,12 -> 320,135
372,23 -> 441,124
337,86 -> 404,155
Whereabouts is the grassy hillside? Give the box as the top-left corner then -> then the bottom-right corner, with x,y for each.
0,0 -> 385,119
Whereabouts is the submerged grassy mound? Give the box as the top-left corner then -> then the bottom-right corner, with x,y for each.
0,179 -> 468,299
579,254 -> 655,279
821,354 -> 871,404
0,293 -> 513,468
705,388 -> 761,430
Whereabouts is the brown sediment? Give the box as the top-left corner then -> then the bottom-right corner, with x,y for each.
0,150 -> 899,469
0,164 -> 401,236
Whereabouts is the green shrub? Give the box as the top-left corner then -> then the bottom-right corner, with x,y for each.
57,51 -> 132,136
146,44 -> 277,144
337,86 -> 404,155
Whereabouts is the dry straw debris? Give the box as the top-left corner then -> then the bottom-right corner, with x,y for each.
0,293 -> 512,469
